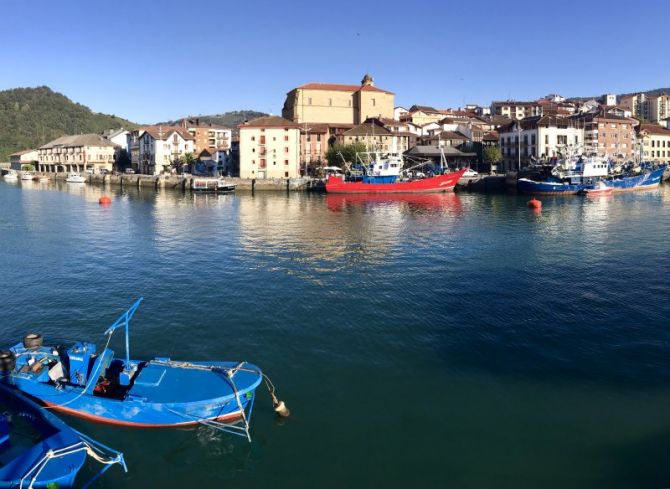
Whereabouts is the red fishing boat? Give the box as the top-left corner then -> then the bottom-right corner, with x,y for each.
326,169 -> 466,194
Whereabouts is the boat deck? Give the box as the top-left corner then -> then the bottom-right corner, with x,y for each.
127,360 -> 260,404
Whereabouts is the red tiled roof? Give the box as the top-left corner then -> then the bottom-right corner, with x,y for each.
637,123 -> 670,136
141,126 -> 195,140
239,116 -> 300,129
297,82 -> 393,94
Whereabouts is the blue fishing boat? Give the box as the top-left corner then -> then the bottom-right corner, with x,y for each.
0,381 -> 126,488
517,155 -> 610,195
3,299 -> 287,442
604,166 -> 665,192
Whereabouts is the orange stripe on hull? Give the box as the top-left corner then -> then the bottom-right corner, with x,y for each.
42,401 -> 242,428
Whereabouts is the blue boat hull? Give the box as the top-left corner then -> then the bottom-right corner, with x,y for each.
0,382 -> 86,488
517,178 -> 585,195
605,167 -> 664,192
8,358 -> 262,428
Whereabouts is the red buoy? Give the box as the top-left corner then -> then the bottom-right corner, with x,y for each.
527,198 -> 542,209
99,196 -> 112,205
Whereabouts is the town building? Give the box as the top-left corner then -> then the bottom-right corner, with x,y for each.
341,121 -> 410,154
617,92 -> 670,122
394,106 -> 409,121
300,124 -> 330,173
636,123 -> 670,162
572,111 -> 637,160
238,116 -> 301,179
498,115 -> 584,170
603,93 -> 617,106
282,74 -> 394,126
137,126 -> 195,175
174,119 -> 232,154
490,100 -> 542,120
399,105 -> 445,126
37,134 -> 117,173
9,149 -> 38,170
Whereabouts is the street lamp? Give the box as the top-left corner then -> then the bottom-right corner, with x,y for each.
517,122 -> 521,174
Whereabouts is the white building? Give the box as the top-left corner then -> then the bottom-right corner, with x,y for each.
239,116 -> 301,179
37,134 -> 117,173
137,126 -> 195,175
393,106 -> 409,121
604,94 -> 617,106
9,149 -> 38,170
498,115 -> 584,170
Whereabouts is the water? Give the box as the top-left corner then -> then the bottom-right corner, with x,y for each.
1,179 -> 670,488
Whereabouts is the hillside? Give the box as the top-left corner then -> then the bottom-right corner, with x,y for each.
161,110 -> 268,130
571,87 -> 670,102
0,86 -> 136,162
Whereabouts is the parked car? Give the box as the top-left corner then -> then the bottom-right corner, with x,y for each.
100,169 -> 110,175
124,168 -> 136,174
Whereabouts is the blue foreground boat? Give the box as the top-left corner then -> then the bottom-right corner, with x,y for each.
3,299 -> 279,442
0,381 -> 126,488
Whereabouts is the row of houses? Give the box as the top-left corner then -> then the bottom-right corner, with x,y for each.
9,76 -> 670,176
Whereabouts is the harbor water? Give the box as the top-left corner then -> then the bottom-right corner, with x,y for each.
1,180 -> 670,488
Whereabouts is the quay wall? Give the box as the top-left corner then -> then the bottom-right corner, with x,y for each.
40,173 -> 325,192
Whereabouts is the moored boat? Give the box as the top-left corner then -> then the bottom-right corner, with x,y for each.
192,177 -> 236,193
20,171 -> 34,181
65,173 -> 85,183
0,381 -> 126,488
2,171 -> 18,181
3,299 -> 285,441
603,166 -> 665,192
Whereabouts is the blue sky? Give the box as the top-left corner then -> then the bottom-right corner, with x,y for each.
1,0 -> 668,123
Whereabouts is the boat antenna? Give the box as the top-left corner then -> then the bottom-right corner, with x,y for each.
104,297 -> 144,368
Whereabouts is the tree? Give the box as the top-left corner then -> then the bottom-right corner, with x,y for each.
115,149 -> 131,171
325,142 -> 367,167
21,164 -> 35,171
483,146 -> 501,165
183,152 -> 195,173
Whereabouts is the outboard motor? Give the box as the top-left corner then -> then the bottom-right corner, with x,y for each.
66,342 -> 96,386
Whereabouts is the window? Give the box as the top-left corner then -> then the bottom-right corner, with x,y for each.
285,171 -> 289,177
329,98 -> 332,106
284,135 -> 289,141
285,147 -> 289,153
372,98 -> 376,107
545,135 -> 549,144
251,136 -> 255,141
260,158 -> 266,168
308,97 -> 312,105
285,159 -> 289,165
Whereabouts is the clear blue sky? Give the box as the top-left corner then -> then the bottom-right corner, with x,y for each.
1,0 -> 668,124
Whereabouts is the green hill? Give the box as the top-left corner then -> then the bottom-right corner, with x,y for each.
0,86 -> 136,162
160,110 -> 268,131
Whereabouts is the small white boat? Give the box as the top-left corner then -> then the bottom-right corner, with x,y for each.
66,172 -> 86,183
3,171 -> 18,181
39,176 -> 49,183
20,171 -> 34,181
217,177 -> 236,192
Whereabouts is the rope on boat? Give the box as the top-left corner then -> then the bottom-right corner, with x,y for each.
19,435 -> 126,489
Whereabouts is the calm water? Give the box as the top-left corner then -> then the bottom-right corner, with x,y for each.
1,179 -> 670,488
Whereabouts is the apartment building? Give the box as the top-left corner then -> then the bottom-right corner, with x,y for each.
572,111 -> 637,159
490,100 -> 542,120
239,116 -> 301,179
498,115 -> 583,170
636,123 -> 670,162
175,119 -> 232,154
399,105 -> 445,126
618,93 -> 669,122
37,134 -> 117,173
137,126 -> 195,175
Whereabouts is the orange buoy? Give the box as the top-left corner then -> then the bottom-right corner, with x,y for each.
99,196 -> 112,205
527,198 -> 542,209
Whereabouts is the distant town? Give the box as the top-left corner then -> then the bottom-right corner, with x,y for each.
7,74 -> 670,179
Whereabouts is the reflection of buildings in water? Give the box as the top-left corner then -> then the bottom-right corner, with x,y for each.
237,193 -> 463,278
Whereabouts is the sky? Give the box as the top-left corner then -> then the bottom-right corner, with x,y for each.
1,0 -> 669,124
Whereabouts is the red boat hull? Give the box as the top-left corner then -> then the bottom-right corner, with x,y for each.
326,169 -> 466,194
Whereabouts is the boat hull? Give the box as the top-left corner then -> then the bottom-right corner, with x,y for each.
0,383 -> 86,488
517,178 -> 584,195
9,359 -> 262,428
325,170 -> 466,194
605,167 -> 664,192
